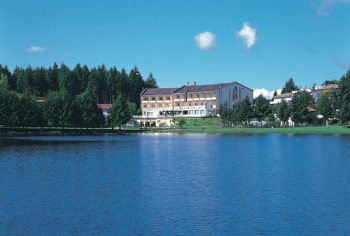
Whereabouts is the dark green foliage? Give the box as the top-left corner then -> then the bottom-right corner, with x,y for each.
339,69 -> 350,124
110,95 -> 132,129
253,95 -> 271,122
278,100 -> 290,126
219,98 -> 253,127
290,91 -> 315,125
128,66 -> 145,107
0,84 -> 41,127
178,118 -> 186,128
76,90 -> 104,128
0,63 -> 155,128
281,78 -> 298,94
316,90 -> 338,125
43,92 -> 63,127
145,73 -> 158,88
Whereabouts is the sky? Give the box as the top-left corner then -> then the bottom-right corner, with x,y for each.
1,0 -> 349,97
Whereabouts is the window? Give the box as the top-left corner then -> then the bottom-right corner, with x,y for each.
176,95 -> 180,99
166,96 -> 171,100
159,97 -> 163,100
189,94 -> 193,98
201,103 -> 203,105
152,105 -> 155,108
143,97 -> 148,101
200,110 -> 205,115
196,94 -> 199,98
195,103 -> 197,106
151,97 -> 156,101
143,105 -> 146,108
176,103 -> 180,106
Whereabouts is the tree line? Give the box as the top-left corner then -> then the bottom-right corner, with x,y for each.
0,64 -> 158,128
219,68 -> 350,127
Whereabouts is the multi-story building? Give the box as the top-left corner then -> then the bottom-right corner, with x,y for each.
135,82 -> 253,127
270,84 -> 339,105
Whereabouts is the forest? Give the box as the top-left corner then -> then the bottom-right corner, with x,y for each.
0,64 -> 158,128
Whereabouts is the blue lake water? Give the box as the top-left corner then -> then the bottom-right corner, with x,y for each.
0,134 -> 350,235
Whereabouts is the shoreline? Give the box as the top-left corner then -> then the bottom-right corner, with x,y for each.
1,126 -> 350,136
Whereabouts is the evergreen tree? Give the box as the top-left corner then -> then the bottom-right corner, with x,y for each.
232,98 -> 253,126
48,63 -> 59,91
290,91 -> 315,125
145,73 -> 158,88
281,78 -> 298,94
316,90 -> 338,125
128,66 -> 145,107
339,69 -> 350,125
76,90 -> 104,128
278,100 -> 290,126
110,94 -> 131,129
253,95 -> 271,122
43,92 -> 63,127
107,67 -> 119,103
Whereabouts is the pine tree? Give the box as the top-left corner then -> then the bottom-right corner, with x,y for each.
111,94 -> 131,130
281,78 -> 298,94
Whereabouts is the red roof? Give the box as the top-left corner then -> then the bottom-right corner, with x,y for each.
97,104 -> 112,110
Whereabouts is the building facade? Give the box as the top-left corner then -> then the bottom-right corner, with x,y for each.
134,82 -> 253,127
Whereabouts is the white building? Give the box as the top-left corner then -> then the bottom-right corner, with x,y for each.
134,82 -> 253,127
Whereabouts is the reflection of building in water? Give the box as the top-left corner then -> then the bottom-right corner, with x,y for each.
134,82 -> 253,127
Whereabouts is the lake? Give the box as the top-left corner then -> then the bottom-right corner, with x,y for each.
1,134 -> 350,235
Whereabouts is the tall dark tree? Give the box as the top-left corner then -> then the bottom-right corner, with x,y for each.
47,63 -> 59,91
253,95 -> 271,122
110,94 -> 131,129
339,69 -> 350,125
232,98 -> 253,126
128,66 -> 145,107
290,91 -> 315,125
107,67 -> 119,103
145,73 -> 158,88
117,68 -> 128,97
281,78 -> 298,94
43,92 -> 63,127
278,100 -> 290,126
76,90 -> 104,128
316,90 -> 338,125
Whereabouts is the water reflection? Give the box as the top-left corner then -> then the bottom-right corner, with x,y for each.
0,134 -> 350,234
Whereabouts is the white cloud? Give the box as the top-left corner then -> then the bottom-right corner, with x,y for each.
315,0 -> 350,15
27,45 -> 45,53
254,88 -> 282,99
194,31 -> 216,50
237,22 -> 257,48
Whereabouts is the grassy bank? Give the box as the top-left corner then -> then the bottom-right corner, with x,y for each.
156,126 -> 350,135
150,117 -> 350,135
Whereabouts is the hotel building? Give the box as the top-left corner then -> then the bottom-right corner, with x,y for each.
134,82 -> 253,127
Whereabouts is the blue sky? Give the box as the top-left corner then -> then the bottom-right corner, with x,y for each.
1,0 -> 349,95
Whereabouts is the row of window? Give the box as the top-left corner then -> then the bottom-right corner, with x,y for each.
143,102 -> 214,108
183,110 -> 206,115
143,93 -> 215,101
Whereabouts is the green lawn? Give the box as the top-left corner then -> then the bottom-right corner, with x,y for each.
161,117 -> 350,135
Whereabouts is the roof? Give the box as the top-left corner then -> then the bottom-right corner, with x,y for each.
322,84 -> 339,90
97,104 -> 112,110
307,106 -> 316,112
141,88 -> 178,96
273,93 -> 292,99
174,83 -> 232,94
